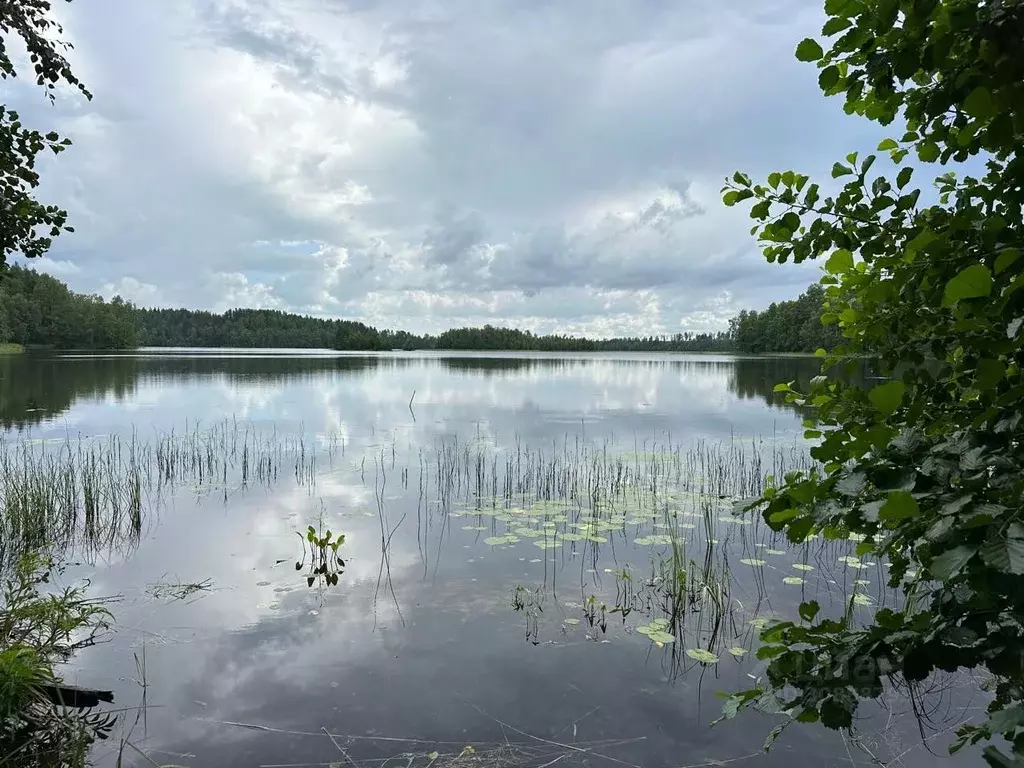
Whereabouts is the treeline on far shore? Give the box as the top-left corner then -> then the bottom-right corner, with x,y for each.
0,266 -> 837,354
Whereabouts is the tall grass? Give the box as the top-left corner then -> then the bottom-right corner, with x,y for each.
0,420 -> 347,570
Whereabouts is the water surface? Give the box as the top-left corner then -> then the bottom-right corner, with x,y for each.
0,351 -> 970,768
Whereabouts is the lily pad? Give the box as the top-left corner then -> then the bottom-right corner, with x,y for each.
792,563 -> 815,571
727,647 -> 747,657
462,525 -> 489,531
718,516 -> 752,525
647,630 -> 675,643
686,648 -> 719,664
765,549 -> 787,556
852,593 -> 873,606
634,534 -> 673,546
782,576 -> 805,585
740,558 -> 766,567
564,617 -> 580,625
749,617 -> 768,629
484,535 -> 519,546
534,539 -> 561,550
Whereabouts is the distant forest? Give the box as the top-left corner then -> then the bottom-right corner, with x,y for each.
0,266 -> 837,353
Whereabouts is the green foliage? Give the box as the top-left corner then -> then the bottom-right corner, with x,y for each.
1,550 -> 114,766
729,284 -> 842,353
135,306 -> 388,350
1,1 -> 89,265
719,0 -> 1024,763
0,266 -> 137,348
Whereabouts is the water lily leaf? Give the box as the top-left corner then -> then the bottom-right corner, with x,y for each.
462,525 -> 489,531
728,647 -> 747,657
564,617 -> 580,625
740,558 -> 766,566
648,630 -> 675,643
765,549 -> 787,556
792,563 -> 815,571
719,516 -> 752,525
749,617 -> 768,629
686,648 -> 720,664
852,593 -> 873,606
782,576 -> 805,585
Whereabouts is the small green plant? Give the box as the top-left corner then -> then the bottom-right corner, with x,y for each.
1,550 -> 115,767
296,524 -> 346,587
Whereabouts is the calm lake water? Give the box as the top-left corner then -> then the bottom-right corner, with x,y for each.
0,351 -> 974,768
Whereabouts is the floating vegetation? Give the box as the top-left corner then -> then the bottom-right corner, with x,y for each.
792,563 -> 815,571
145,578 -> 213,601
635,619 -> 675,643
852,593 -> 873,606
484,535 -> 519,546
463,525 -> 489,531
765,549 -> 787,556
727,647 -> 747,657
739,558 -> 766,567
686,648 -> 719,664
782,576 -> 805,585
634,535 -> 673,546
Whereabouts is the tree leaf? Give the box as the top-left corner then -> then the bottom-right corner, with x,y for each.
879,490 -> 918,522
963,86 -> 995,121
995,248 -> 1020,275
825,249 -> 854,274
981,536 -> 1024,576
929,546 -> 976,580
869,380 -> 906,414
944,264 -> 992,304
799,600 -> 820,622
795,38 -> 824,62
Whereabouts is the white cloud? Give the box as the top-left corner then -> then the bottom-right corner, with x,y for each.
6,0 -> 887,334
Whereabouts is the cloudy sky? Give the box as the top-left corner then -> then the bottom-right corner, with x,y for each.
8,0 -> 888,337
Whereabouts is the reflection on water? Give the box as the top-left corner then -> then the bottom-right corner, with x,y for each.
0,351 -> 964,768
0,351 -> 839,432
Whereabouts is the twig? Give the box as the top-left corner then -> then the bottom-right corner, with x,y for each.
323,726 -> 360,768
461,701 -> 644,768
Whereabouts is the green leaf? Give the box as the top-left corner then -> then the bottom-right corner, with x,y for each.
879,490 -> 918,522
995,248 -> 1021,274
822,17 -> 852,35
818,66 -> 840,89
896,167 -> 913,188
798,600 -> 820,622
976,358 -> 1005,391
831,162 -> 853,178
686,648 -> 720,664
795,38 -> 824,62
723,191 -> 741,206
917,141 -> 940,162
868,380 -> 906,415
876,138 -> 898,151
963,86 -> 995,121
981,536 -> 1024,576
944,264 -> 992,304
929,546 -> 976,580
987,705 -> 1024,734
825,249 -> 854,274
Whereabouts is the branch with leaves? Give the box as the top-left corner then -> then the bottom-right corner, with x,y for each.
716,0 -> 1024,765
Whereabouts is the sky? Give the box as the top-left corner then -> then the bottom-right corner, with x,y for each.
8,0 -> 890,337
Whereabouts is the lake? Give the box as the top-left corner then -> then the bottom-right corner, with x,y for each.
0,351 -> 971,768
